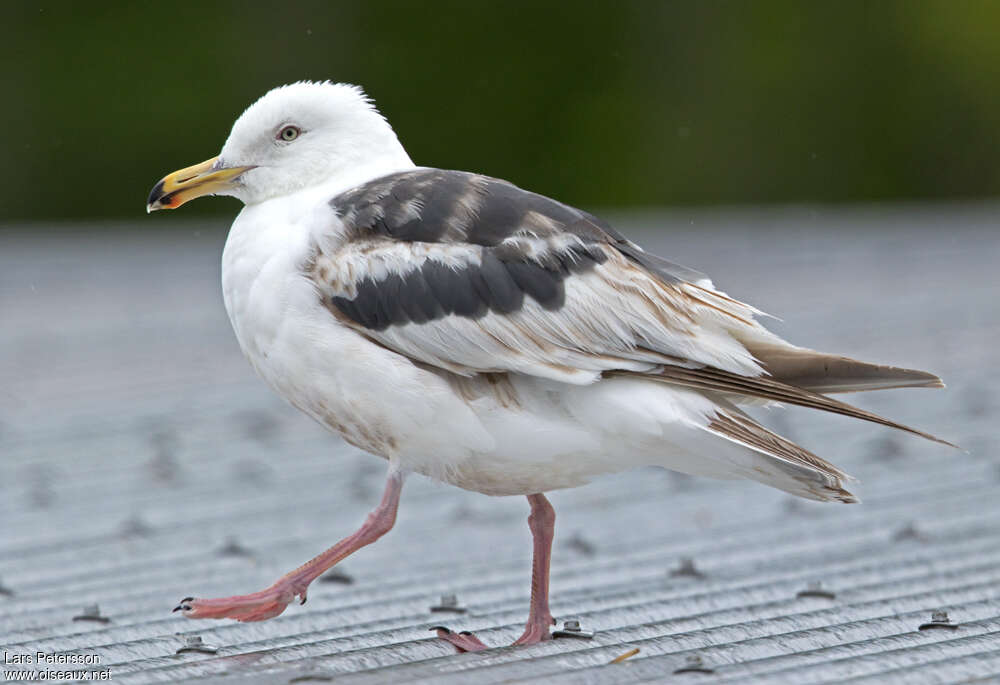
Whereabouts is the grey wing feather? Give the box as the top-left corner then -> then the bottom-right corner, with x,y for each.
316,167 -> 949,445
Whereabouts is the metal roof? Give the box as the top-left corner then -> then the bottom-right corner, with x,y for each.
1,205 -> 997,683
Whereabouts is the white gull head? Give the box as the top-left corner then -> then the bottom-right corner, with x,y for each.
220,81 -> 413,204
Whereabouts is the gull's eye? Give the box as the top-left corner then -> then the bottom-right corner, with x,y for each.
277,125 -> 301,142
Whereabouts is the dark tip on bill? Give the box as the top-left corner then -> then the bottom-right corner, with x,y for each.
147,180 -> 166,207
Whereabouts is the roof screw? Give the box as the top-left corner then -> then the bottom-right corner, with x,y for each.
893,522 -> 928,542
176,634 -> 219,654
319,568 -> 354,585
429,593 -> 466,613
796,580 -> 837,600
919,610 -> 959,631
671,557 -> 706,578
120,514 -> 152,538
73,604 -> 111,623
148,431 -> 180,483
27,465 -> 55,508
566,532 -> 597,556
217,537 -> 253,557
673,654 -> 715,674
553,618 -> 595,639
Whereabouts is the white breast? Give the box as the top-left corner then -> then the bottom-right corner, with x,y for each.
220,194 -> 495,479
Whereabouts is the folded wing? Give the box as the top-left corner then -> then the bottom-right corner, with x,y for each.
308,168 -> 948,451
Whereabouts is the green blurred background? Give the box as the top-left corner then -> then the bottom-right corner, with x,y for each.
3,0 -> 999,223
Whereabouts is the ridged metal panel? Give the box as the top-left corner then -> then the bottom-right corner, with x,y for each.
1,205 -> 997,683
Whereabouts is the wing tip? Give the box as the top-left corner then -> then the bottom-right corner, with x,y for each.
905,422 -> 959,450
796,477 -> 860,503
832,489 -> 861,504
901,371 -> 945,390
750,345 -> 949,395
782,479 -> 860,504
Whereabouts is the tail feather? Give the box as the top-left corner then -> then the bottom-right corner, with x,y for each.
749,343 -> 945,394
612,364 -> 956,448
704,405 -> 857,503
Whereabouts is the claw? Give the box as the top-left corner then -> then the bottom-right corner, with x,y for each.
435,627 -> 490,653
173,603 -> 191,613
430,626 -> 452,634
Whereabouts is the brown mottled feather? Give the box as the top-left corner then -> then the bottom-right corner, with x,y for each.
706,407 -> 858,503
612,365 -> 956,447
747,344 -> 945,394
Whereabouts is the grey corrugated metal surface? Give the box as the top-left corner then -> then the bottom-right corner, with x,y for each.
1,205 -> 997,684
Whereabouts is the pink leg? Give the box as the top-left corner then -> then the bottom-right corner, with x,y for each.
437,493 -> 556,652
174,469 -> 405,622
512,493 -> 557,644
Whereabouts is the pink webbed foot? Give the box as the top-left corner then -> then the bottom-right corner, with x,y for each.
172,469 -> 405,624
173,582 -> 305,622
513,616 -> 556,646
435,494 -> 558,653
433,627 -> 490,653
434,617 -> 555,652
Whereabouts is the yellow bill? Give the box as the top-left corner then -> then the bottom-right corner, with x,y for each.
146,156 -> 253,213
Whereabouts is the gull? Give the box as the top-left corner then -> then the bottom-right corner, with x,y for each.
147,81 -> 950,652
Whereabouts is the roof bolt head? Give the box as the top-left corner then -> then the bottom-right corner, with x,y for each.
553,618 -> 595,639
120,514 -> 152,538
671,557 -> 706,578
176,634 -> 219,654
796,580 -> 837,599
73,604 -> 111,623
919,609 -> 959,631
319,568 -> 354,585
893,522 -> 928,542
567,532 -> 596,556
674,653 -> 715,674
217,537 -> 252,557
429,593 -> 466,613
